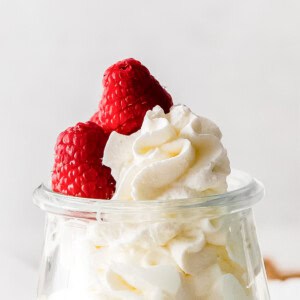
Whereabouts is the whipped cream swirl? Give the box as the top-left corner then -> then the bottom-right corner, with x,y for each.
103,105 -> 230,200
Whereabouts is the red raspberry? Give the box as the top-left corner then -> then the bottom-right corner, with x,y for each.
91,58 -> 173,135
52,122 -> 115,199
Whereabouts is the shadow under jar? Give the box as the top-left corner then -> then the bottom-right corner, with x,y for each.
33,170 -> 270,300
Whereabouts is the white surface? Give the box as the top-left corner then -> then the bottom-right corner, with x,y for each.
0,0 -> 299,299
269,280 -> 300,300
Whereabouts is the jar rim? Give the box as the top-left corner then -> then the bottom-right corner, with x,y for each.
33,169 -> 264,216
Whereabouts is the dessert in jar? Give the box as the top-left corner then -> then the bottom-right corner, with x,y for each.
33,58 -> 270,299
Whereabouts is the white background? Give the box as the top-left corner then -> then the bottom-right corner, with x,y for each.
0,0 -> 299,299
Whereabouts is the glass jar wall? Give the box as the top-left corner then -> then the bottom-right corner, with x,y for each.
34,171 -> 269,300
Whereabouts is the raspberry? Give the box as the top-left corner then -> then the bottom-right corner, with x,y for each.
91,58 -> 173,135
52,122 -> 115,199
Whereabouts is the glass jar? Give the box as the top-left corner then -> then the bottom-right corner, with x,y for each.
33,170 -> 269,300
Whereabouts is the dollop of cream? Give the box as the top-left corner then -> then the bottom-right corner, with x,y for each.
103,105 -> 230,201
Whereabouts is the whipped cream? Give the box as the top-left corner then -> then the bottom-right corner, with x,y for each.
43,106 -> 260,299
41,211 -> 257,300
103,105 -> 230,201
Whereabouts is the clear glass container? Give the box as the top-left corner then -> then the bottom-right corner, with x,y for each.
33,170 -> 269,300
